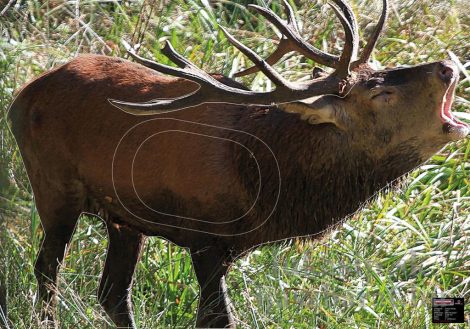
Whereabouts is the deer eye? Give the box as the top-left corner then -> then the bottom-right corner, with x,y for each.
371,89 -> 393,99
370,88 -> 395,104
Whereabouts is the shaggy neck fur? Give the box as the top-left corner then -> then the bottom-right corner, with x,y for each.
233,107 -> 423,245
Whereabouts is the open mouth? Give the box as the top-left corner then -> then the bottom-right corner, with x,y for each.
440,78 -> 469,139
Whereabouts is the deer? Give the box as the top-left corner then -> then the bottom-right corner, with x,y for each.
7,0 -> 469,328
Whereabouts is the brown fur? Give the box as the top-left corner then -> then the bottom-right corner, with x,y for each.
8,54 -> 466,328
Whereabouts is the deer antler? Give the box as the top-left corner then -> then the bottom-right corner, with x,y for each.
109,0 -> 364,114
236,0 -> 387,76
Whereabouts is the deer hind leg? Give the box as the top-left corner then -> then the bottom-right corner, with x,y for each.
33,190 -> 82,328
98,220 -> 145,329
191,247 -> 235,329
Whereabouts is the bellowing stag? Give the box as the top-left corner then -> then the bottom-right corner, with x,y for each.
7,0 -> 468,328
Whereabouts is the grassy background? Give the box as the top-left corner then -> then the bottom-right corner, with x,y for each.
0,0 -> 469,328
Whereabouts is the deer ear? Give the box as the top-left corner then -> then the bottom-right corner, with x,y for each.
279,98 -> 347,129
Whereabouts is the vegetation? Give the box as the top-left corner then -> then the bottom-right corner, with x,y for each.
0,0 -> 469,328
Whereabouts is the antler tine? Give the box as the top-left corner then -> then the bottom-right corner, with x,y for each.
126,43 -> 216,86
282,0 -> 299,32
331,0 -> 359,60
328,1 -> 357,77
233,42 -> 295,77
109,92 -> 203,114
161,41 -> 192,69
356,0 -> 388,65
219,26 -> 292,89
234,1 -> 339,77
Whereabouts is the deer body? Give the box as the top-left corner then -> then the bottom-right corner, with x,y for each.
13,55 -> 408,248
10,53 -> 457,329
8,0 -> 469,328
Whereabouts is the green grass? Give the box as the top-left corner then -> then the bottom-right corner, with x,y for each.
0,0 -> 469,328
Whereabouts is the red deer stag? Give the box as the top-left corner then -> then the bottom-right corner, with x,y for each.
7,0 -> 468,328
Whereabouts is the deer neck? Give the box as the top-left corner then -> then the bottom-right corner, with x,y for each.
234,107 -> 422,242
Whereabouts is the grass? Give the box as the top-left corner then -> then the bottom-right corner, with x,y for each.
0,0 -> 469,328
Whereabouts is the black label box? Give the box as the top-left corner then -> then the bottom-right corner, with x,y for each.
432,298 -> 465,323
